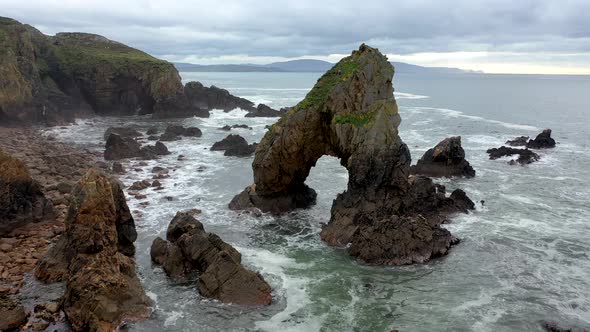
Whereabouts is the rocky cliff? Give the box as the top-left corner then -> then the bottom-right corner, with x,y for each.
0,17 -> 261,125
230,44 -> 474,265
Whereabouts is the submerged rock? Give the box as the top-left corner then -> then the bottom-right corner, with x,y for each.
527,129 -> 556,149
0,150 -> 54,236
230,44 -> 473,265
103,127 -> 142,141
150,212 -> 272,305
410,136 -> 475,178
35,169 -> 150,331
211,134 -> 257,157
486,146 -> 540,165
245,104 -> 286,117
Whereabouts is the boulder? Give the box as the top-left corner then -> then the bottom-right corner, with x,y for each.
0,292 -> 28,331
112,162 -> 125,174
160,125 -> 202,141
139,141 -> 171,158
211,134 -> 257,157
527,129 -> 556,149
230,44 -> 473,265
410,136 -> 475,178
104,133 -> 142,160
146,126 -> 159,135
486,146 -> 540,165
150,212 -> 272,305
245,104 -> 286,117
0,150 -> 54,236
34,169 -> 150,331
103,127 -> 142,141
183,81 -> 255,112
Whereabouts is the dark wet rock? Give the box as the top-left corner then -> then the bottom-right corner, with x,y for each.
112,162 -> 125,174
152,180 -> 161,187
34,169 -> 150,331
211,134 -> 257,157
486,146 -> 540,165
160,125 -> 203,141
150,212 -> 272,305
0,292 -> 28,331
219,124 -> 253,131
129,180 -> 151,191
103,127 -> 142,141
542,320 -> 589,332
527,129 -> 556,149
230,44 -> 473,265
183,81 -> 255,112
147,135 -> 160,141
151,166 -> 168,174
139,141 -> 171,158
505,136 -> 529,147
104,133 -> 142,160
0,150 -> 54,236
410,136 -> 475,178
146,126 -> 159,135
245,104 -> 287,117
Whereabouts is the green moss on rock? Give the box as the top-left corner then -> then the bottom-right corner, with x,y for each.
294,53 -> 360,112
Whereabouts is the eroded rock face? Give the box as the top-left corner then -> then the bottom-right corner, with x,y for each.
150,212 -> 272,306
527,129 -> 556,149
410,136 -> 475,178
0,150 -> 54,236
230,44 -> 473,265
35,169 -> 150,331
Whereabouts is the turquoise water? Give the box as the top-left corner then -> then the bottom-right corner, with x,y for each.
47,72 -> 590,331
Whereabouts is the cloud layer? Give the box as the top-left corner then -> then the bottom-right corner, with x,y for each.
2,0 -> 589,73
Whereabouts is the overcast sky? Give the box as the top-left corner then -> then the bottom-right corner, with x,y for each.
2,0 -> 590,74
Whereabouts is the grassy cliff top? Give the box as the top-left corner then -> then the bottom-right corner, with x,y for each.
53,32 -> 171,70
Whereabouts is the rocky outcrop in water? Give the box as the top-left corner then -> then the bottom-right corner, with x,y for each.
486,146 -> 540,165
245,104 -> 286,117
410,136 -> 475,178
219,124 -> 253,131
0,150 -> 54,236
211,134 -> 257,157
505,136 -> 529,147
527,129 -> 556,149
230,44 -> 473,265
103,127 -> 142,140
185,81 -> 255,112
150,212 -> 272,305
160,125 -> 203,141
104,133 -> 142,160
35,169 -> 150,331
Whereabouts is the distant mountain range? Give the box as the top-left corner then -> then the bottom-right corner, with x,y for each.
174,59 -> 481,74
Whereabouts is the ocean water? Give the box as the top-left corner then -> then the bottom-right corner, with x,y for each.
45,72 -> 590,332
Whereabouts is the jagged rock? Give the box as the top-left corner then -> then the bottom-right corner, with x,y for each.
245,104 -> 286,117
219,124 -> 253,131
129,180 -> 151,191
505,136 -> 529,146
0,150 -> 54,236
230,44 -> 473,265
211,134 -> 257,157
34,169 -> 150,331
486,146 -> 540,165
527,129 -> 556,149
150,212 -> 272,305
103,127 -> 142,141
0,292 -> 28,331
410,136 -> 475,178
146,126 -> 159,135
104,133 -> 142,160
139,141 -> 171,158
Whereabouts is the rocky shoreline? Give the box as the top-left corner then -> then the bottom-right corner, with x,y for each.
0,128 -> 100,293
